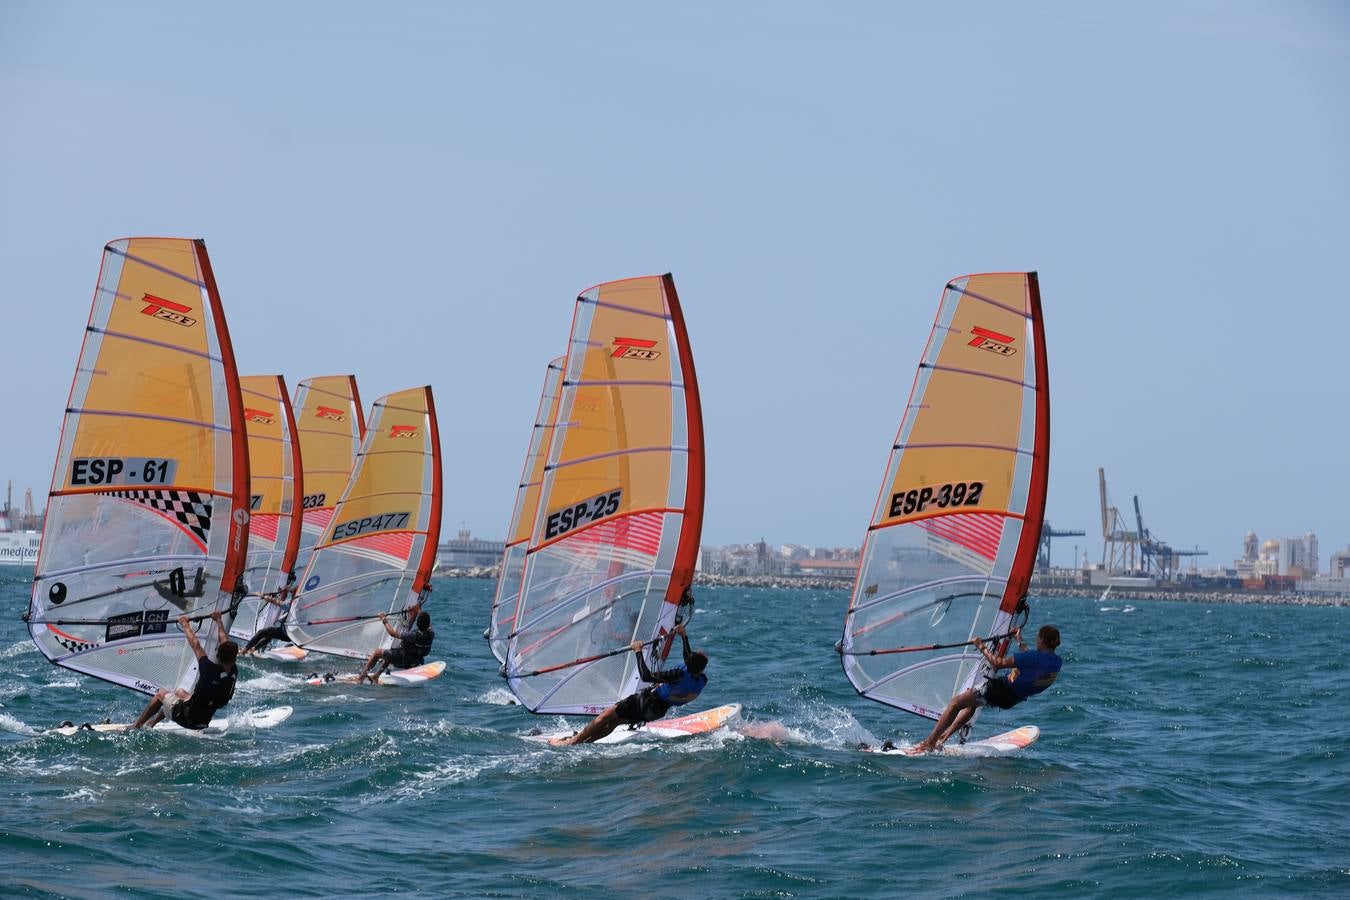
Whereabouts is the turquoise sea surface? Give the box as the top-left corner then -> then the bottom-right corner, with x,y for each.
1,570 -> 1347,897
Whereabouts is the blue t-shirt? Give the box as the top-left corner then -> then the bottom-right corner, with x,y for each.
1008,650 -> 1062,699
655,668 -> 707,706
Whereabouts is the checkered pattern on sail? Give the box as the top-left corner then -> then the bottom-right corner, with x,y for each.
112,489 -> 213,547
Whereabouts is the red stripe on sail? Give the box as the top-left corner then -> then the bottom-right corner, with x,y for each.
304,507 -> 335,530
915,512 -> 1005,561
348,530 -> 415,562
250,513 -> 279,544
568,511 -> 664,557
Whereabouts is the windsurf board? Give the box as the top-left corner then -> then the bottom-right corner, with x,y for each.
50,706 -> 294,737
304,660 -> 445,687
526,703 -> 741,746
863,724 -> 1040,757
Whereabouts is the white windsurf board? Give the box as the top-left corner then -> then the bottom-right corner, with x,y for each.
50,705 -> 294,737
304,660 -> 445,687
862,724 -> 1039,756
525,703 -> 741,746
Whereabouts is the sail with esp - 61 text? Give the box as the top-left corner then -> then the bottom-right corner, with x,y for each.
26,238 -> 250,695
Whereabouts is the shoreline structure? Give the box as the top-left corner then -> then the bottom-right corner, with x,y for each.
434,567 -> 1350,607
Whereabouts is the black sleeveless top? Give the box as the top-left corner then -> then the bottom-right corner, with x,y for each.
173,656 -> 236,729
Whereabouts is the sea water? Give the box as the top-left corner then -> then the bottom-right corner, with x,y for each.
2,570 -> 1347,897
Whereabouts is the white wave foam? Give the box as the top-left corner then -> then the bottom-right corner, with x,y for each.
475,687 -> 519,706
765,703 -> 879,750
0,712 -> 40,735
388,755 -> 510,801
1,640 -> 35,659
237,671 -> 302,693
60,787 -> 104,802
41,680 -> 80,690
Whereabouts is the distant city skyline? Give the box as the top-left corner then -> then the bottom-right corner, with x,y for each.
3,3 -> 1348,565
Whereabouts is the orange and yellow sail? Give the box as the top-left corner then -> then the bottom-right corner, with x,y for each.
505,274 -> 704,714
840,273 -> 1050,722
229,374 -> 304,642
287,387 -> 443,660
26,238 -> 250,695
291,375 -> 365,575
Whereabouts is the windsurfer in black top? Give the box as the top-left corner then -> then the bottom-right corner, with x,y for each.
240,575 -> 298,656
356,602 -> 434,684
131,610 -> 238,730
556,622 -> 708,745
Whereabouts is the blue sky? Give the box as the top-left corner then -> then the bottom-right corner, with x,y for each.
2,2 -> 1347,566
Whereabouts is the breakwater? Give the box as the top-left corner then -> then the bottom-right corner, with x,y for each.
435,566 -> 1350,606
1033,585 -> 1350,607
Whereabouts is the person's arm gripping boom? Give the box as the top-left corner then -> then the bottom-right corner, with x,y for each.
629,641 -> 682,685
180,613 -> 207,661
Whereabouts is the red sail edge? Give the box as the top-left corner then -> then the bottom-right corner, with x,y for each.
415,385 -> 443,593
195,240 -> 251,599
662,273 -> 705,607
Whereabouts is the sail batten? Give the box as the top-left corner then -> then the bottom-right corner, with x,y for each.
504,274 -> 703,715
840,272 -> 1049,723
27,238 -> 250,696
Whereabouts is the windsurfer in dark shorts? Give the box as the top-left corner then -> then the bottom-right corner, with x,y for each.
557,622 -> 707,745
356,602 -> 434,684
131,610 -> 238,730
909,624 -> 1062,754
240,575 -> 298,656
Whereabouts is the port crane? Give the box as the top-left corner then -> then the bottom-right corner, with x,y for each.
1133,495 -> 1207,580
1099,468 -> 1140,573
1038,521 -> 1086,571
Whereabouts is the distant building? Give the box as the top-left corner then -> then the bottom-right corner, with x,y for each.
438,529 -> 504,568
1331,548 -> 1350,579
1277,532 -> 1319,577
1243,530 -> 1258,563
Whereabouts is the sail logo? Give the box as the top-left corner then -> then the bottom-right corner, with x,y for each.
314,405 -> 347,421
968,326 -> 1016,356
611,337 -> 661,361
140,294 -> 198,327
243,407 -> 275,425
389,425 -> 419,439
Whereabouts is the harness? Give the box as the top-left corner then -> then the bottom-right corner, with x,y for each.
402,627 -> 434,665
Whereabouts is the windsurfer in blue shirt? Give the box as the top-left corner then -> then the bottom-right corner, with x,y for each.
910,624 -> 1062,754
557,622 -> 707,745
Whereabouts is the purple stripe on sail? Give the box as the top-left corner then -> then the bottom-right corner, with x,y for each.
577,297 -> 673,321
922,363 -> 1032,389
564,379 -> 684,389
70,408 -> 228,432
946,282 -> 1030,318
91,327 -> 221,363
545,444 -> 687,471
894,441 -> 1031,455
106,245 -> 207,289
